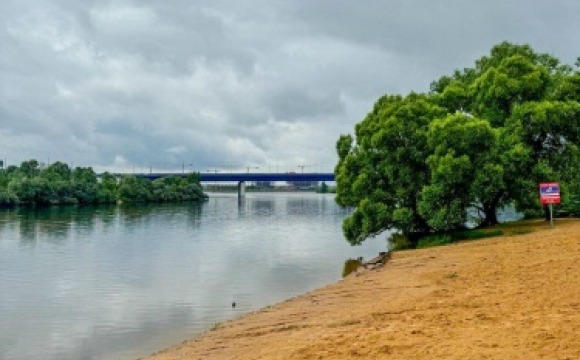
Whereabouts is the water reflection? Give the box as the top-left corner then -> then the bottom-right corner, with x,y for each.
237,195 -> 247,216
286,197 -> 319,215
0,206 -> 109,246
0,193 -> 386,360
118,203 -> 203,231
251,199 -> 275,215
342,258 -> 363,277
0,203 -> 204,246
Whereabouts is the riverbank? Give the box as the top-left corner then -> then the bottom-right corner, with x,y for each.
142,219 -> 580,360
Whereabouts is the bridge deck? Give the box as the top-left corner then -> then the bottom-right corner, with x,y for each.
133,172 -> 335,182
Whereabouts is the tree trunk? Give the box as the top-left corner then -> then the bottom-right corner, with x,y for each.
480,192 -> 502,227
481,205 -> 499,227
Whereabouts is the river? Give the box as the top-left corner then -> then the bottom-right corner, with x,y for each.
0,193 -> 387,360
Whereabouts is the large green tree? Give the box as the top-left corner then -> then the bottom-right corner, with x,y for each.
336,42 -> 579,245
419,113 -> 500,230
335,93 -> 446,244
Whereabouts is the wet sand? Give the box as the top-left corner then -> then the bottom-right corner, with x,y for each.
142,219 -> 580,360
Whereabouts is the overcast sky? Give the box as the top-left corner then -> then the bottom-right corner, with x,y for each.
1,0 -> 578,173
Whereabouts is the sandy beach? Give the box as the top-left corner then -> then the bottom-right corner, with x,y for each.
142,219 -> 580,360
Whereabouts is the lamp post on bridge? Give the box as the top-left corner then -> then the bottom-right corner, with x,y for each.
182,162 -> 193,174
245,166 -> 259,189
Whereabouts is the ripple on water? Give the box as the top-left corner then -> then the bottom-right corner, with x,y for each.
0,194 -> 387,360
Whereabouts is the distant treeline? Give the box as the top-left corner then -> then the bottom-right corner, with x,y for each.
0,160 -> 208,207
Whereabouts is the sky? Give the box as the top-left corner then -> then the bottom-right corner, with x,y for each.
1,0 -> 579,174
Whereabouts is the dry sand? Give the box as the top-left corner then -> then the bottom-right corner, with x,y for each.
142,219 -> 580,360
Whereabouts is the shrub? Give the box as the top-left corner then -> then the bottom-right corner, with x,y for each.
388,233 -> 414,250
0,191 -> 19,207
560,195 -> 580,216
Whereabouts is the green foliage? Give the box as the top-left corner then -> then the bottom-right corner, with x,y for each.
336,93 -> 446,244
118,176 -> 152,202
8,177 -> 55,205
0,166 -> 18,188
18,160 -> 41,178
387,233 -> 414,251
150,176 -> 206,202
450,229 -> 504,241
510,101 -> 580,160
98,172 -> 118,203
336,42 -> 580,244
416,234 -> 453,249
0,190 -> 19,207
0,160 -> 207,207
559,156 -> 580,216
41,161 -> 72,182
117,174 -> 206,203
554,72 -> 580,101
389,228 -> 504,251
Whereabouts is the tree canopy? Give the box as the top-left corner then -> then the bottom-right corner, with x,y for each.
335,42 -> 580,245
0,160 -> 207,207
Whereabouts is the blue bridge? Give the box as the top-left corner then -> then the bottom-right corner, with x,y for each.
136,172 -> 334,182
131,172 -> 335,197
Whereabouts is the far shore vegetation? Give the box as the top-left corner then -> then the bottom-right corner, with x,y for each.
0,159 -> 208,207
335,42 -> 580,247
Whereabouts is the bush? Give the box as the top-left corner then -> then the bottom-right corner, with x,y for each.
388,233 -> 414,250
521,206 -> 544,219
560,195 -> 580,216
8,177 -> 55,205
0,191 -> 19,207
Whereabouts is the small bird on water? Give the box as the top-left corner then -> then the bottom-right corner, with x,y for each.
232,301 -> 236,308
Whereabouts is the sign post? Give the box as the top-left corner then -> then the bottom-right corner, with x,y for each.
539,182 -> 561,226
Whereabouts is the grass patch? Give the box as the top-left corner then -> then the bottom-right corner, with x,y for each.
388,219 -> 556,251
451,229 -> 504,241
414,229 -> 503,249
417,234 -> 453,248
493,219 -> 565,236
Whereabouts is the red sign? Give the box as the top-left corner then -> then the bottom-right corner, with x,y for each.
539,182 -> 561,205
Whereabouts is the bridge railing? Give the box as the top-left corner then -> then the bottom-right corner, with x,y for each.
129,172 -> 335,182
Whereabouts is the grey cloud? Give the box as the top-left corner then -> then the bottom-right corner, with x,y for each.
283,0 -> 580,94
1,0 -> 579,172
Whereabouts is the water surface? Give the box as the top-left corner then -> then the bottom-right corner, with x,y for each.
0,193 -> 387,360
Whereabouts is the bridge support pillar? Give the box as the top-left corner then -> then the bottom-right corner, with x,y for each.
238,181 -> 246,198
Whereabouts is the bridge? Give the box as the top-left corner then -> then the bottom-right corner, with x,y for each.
132,172 -> 335,198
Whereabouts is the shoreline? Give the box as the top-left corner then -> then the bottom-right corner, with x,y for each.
141,219 -> 580,360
